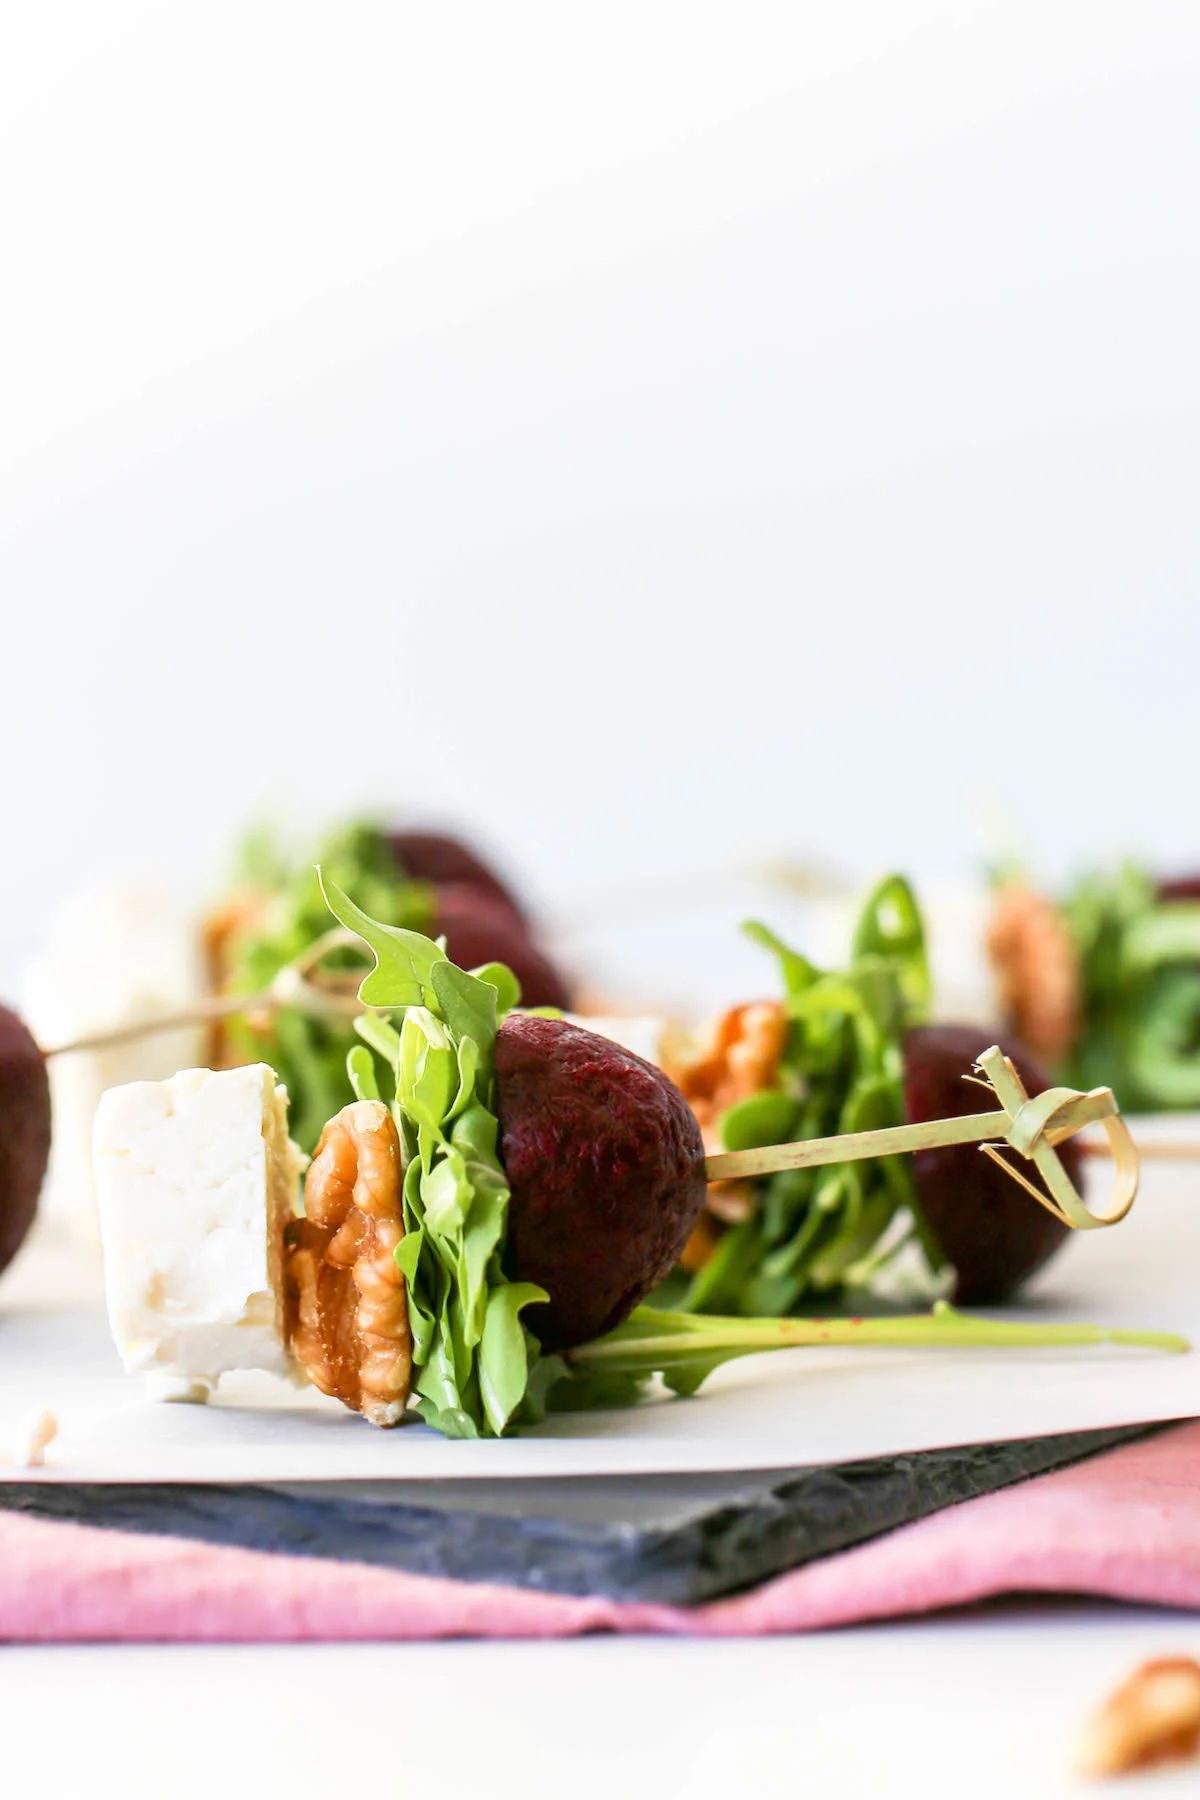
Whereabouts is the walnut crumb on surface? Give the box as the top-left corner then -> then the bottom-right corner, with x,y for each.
1077,1657 -> 1200,1779
9,1408 -> 58,1469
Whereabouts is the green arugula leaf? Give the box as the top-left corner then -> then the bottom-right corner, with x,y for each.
472,961 -> 523,1015
355,1011 -> 403,1068
346,1043 -> 381,1102
216,822 -> 434,1153
459,1172 -> 511,1346
319,871 -> 445,1007
1063,863 -> 1200,1110
682,877 -> 936,1317
448,1036 -> 482,1121
718,1089 -> 801,1152
430,960 -> 499,1058
479,1282 -> 548,1436
850,873 -> 930,1014
742,919 -> 818,1003
399,1009 -> 457,1133
546,1303 -> 1186,1415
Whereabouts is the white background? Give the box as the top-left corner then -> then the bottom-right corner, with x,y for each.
2,1 -> 1199,968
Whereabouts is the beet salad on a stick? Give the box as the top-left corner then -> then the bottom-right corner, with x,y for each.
11,871 -> 1154,1440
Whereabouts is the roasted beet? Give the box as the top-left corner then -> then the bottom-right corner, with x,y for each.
0,1005 -> 50,1275
1156,874 -> 1200,903
904,1022 -> 1081,1304
389,829 -> 526,925
434,885 -> 571,1011
496,1014 -> 707,1348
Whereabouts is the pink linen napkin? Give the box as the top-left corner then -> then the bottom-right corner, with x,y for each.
4,1421 -> 1200,1642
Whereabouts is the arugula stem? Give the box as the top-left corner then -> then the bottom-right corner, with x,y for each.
567,1303 -> 1189,1370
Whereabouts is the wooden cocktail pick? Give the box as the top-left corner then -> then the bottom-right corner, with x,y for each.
38,928 -> 365,1059
705,1045 -> 1139,1232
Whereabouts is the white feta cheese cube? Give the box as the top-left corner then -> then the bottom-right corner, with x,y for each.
93,1064 -> 303,1400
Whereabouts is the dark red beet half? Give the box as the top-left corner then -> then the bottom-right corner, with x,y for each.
388,829 -> 527,926
495,1014 -> 708,1349
1157,874 -> 1200,903
0,1005 -> 50,1276
434,885 -> 571,1011
904,1023 -> 1081,1304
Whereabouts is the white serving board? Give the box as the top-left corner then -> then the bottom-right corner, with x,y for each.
1,1139 -> 1198,1484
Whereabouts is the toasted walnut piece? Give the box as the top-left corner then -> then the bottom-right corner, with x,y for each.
666,1001 -> 789,1152
986,881 -> 1081,1068
706,1180 -> 758,1225
1077,1657 -> 1200,1779
286,1100 -> 411,1427
200,888 -> 272,1066
9,1408 -> 57,1469
679,1210 -> 722,1274
666,1001 -> 789,1270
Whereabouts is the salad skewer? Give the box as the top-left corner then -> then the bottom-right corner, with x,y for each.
652,876 -> 1200,1311
661,883 -> 1094,1311
79,875 -> 1176,1442
987,865 -> 1200,1112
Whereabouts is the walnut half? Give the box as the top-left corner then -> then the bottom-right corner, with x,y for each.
285,1100 -> 412,1427
665,1000 -> 789,1268
986,880 -> 1081,1069
666,1001 -> 790,1148
1077,1657 -> 1200,1779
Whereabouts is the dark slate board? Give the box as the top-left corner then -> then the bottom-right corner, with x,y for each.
0,1425 -> 1153,1606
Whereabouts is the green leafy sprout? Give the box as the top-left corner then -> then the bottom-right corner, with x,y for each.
681,874 -> 941,1316
219,824 -> 433,1152
320,871 -> 552,1439
1062,864 -> 1200,1111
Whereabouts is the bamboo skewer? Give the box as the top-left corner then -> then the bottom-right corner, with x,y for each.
704,1091 -> 1115,1182
704,1046 -> 1140,1233
39,929 -> 368,1059
1077,1138 -> 1200,1162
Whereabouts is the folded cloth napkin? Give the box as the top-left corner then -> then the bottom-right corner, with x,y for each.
4,1421 -> 1200,1642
